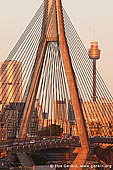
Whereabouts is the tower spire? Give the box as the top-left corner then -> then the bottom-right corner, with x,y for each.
94,28 -> 96,41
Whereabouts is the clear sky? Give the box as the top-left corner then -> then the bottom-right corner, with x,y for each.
0,0 -> 113,95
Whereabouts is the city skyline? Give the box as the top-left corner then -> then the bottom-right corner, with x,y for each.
0,0 -> 113,95
0,1 -> 113,168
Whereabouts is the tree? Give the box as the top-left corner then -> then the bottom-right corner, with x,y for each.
38,124 -> 63,137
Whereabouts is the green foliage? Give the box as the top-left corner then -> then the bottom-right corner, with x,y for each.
38,124 -> 63,136
94,146 -> 113,166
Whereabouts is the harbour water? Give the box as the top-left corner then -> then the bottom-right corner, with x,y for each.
30,148 -> 75,170
35,165 -> 56,170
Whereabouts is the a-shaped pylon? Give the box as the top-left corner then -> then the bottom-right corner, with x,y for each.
19,0 -> 89,168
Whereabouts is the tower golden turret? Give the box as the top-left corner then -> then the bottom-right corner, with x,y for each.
88,40 -> 101,101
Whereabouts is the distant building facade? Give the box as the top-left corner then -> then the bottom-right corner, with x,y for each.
82,98 -> 113,136
0,60 -> 22,105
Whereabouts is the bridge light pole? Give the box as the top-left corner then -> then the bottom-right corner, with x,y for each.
88,41 -> 101,101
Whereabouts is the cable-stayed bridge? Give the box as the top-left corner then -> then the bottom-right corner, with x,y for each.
0,0 -> 113,169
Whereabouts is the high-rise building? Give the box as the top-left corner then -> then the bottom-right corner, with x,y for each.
0,60 -> 22,105
0,60 -> 22,140
0,62 -> 2,104
51,100 -> 67,124
51,100 -> 70,134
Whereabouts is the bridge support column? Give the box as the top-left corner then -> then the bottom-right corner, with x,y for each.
56,0 -> 89,169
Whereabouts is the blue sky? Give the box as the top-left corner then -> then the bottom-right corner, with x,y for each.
0,0 -> 113,95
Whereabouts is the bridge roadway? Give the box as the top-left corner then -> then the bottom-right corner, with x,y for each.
0,136 -> 80,155
89,136 -> 113,144
0,136 -> 112,155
